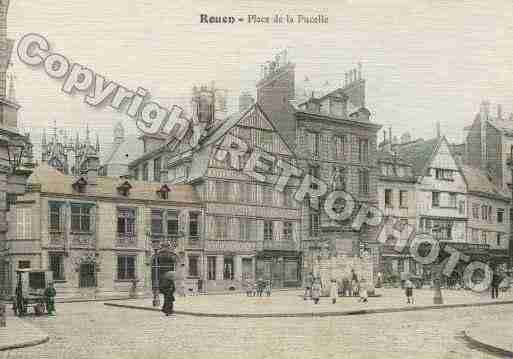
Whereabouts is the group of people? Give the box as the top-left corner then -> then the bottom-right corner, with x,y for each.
303,269 -> 369,304
244,278 -> 272,297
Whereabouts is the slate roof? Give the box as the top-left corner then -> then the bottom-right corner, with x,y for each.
27,162 -> 200,204
102,135 -> 144,168
376,150 -> 411,166
459,164 -> 510,201
392,138 -> 439,177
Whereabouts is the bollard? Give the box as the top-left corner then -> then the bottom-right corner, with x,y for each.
0,303 -> 6,327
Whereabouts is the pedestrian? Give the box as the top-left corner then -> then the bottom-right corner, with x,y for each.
351,269 -> 359,297
160,272 -> 176,316
352,279 -> 360,297
358,279 -> 368,303
405,278 -> 414,304
330,279 -> 338,304
43,281 -> 56,316
311,278 -> 322,304
342,277 -> 350,297
244,278 -> 252,297
304,272 -> 314,300
265,279 -> 272,297
491,269 -> 501,299
257,277 -> 264,297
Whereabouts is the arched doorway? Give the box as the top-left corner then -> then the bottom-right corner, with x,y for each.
151,253 -> 177,289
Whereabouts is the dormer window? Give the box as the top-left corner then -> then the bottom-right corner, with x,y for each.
156,184 -> 170,200
117,181 -> 132,196
72,177 -> 88,193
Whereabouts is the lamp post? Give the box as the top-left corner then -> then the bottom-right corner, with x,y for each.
506,145 -> 513,274
150,234 -> 161,308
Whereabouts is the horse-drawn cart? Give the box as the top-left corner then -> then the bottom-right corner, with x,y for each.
12,269 -> 53,316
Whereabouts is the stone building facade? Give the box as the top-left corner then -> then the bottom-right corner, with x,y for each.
4,161 -> 203,300
376,138 -> 418,280
256,53 -> 382,289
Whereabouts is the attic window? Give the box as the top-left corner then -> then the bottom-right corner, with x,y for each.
117,181 -> 132,196
156,184 -> 170,200
72,177 -> 88,193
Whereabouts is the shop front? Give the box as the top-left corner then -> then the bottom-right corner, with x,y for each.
255,251 -> 302,288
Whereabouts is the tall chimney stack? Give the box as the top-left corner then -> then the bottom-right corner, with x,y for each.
436,121 -> 440,139
497,104 -> 503,120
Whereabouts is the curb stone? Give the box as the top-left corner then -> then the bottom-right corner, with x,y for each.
0,329 -> 49,352
104,299 -> 513,318
463,330 -> 513,358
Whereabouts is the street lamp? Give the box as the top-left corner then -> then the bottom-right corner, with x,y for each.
150,233 -> 161,308
506,145 -> 513,274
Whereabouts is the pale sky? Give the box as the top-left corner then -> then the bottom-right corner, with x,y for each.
7,0 -> 513,159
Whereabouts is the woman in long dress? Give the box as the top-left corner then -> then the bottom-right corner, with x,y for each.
160,272 -> 176,316
311,278 -> 322,304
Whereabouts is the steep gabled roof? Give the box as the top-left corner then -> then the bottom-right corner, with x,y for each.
459,164 -> 510,201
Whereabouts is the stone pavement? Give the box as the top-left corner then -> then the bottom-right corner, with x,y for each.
4,298 -> 508,358
465,319 -> 513,357
0,316 -> 49,351
107,288 -> 513,317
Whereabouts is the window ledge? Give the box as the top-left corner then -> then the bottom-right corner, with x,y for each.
115,279 -> 137,283
70,231 -> 94,235
399,206 -> 408,209
53,279 -> 66,283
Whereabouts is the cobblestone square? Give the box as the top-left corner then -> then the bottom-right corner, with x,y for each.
1,289 -> 510,358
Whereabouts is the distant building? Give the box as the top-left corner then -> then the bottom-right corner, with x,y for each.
41,123 -> 100,176
465,100 -> 513,191
238,92 -> 254,113
99,121 -> 144,178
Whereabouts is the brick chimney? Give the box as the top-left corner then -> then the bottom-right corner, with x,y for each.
497,104 -> 503,120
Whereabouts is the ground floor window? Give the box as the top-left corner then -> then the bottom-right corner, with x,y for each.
79,263 -> 97,288
188,256 -> 199,277
207,257 -> 216,280
242,258 -> 253,280
284,260 -> 299,281
117,256 -> 136,280
49,253 -> 65,280
224,257 -> 234,280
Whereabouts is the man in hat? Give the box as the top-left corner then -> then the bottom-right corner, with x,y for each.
44,281 -> 57,316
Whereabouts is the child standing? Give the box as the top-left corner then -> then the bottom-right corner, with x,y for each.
330,279 -> 338,304
44,281 -> 57,316
405,278 -> 414,304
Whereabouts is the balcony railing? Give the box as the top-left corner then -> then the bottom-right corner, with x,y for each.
258,240 -> 299,251
117,233 -> 137,247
